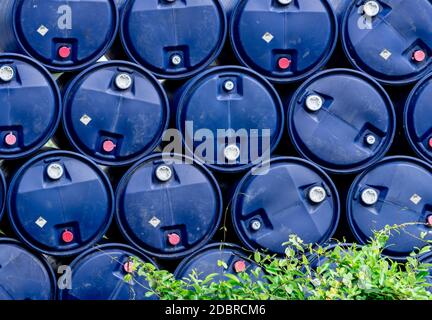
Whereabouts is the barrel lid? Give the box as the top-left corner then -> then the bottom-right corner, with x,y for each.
174,243 -> 260,282
342,0 -> 432,85
176,66 -> 284,173
13,0 -> 118,72
347,156 -> 432,260
63,61 -> 169,167
404,74 -> 432,164
7,150 -> 114,257
230,0 -> 338,83
58,243 -> 156,300
116,153 -> 222,260
120,0 -> 227,79
232,157 -> 340,256
0,238 -> 56,300
0,54 -> 61,159
288,69 -> 395,174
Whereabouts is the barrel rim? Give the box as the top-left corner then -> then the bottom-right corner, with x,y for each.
7,150 -> 115,257
115,152 -> 223,260
62,60 -> 170,167
231,156 -> 341,256
0,166 -> 6,222
287,68 -> 396,175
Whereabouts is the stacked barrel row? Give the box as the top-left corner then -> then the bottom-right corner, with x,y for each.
0,0 -> 431,300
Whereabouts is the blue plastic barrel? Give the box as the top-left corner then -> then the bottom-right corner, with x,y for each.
404,73 -> 432,164
58,243 -> 157,300
175,66 -> 284,173
347,156 -> 432,261
232,157 -> 340,256
0,168 -> 6,222
174,243 -> 262,282
0,53 -> 61,159
7,150 -> 114,257
230,0 -> 338,83
116,153 -> 222,260
288,68 -> 395,174
0,0 -> 118,72
118,0 -> 227,79
0,238 -> 56,300
342,0 -> 432,85
62,61 -> 169,167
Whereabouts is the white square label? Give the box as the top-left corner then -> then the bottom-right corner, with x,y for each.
35,217 -> 47,228
262,32 -> 274,44
380,49 -> 392,60
410,194 -> 422,205
80,114 -> 92,126
149,216 -> 161,228
37,25 -> 49,36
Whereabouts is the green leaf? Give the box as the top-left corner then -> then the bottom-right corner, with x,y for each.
254,251 -> 261,263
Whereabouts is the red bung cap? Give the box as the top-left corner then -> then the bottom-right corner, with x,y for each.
168,233 -> 181,246
234,260 -> 246,273
103,140 -> 116,152
5,132 -> 17,146
58,46 -> 71,59
62,230 -> 74,243
278,57 -> 291,70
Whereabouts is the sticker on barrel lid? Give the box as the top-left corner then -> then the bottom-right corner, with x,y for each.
35,216 -> 48,228
80,114 -> 92,126
37,25 -> 49,36
380,49 -> 392,60
149,216 -> 161,228
410,194 -> 422,205
262,32 -> 274,44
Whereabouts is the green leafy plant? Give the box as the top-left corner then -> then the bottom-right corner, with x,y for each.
124,225 -> 432,300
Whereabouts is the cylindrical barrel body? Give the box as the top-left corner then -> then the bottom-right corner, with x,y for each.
0,238 -> 56,300
231,157 -> 340,256
7,150 -> 114,256
287,68 -> 396,174
115,0 -> 227,80
347,156 -> 432,261
61,61 -> 170,167
58,243 -> 157,300
230,0 -> 338,83
175,66 -> 284,173
0,53 -> 61,159
342,0 -> 432,85
404,74 -> 432,164
0,0 -> 118,72
116,153 -> 223,260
